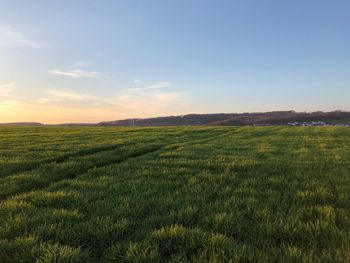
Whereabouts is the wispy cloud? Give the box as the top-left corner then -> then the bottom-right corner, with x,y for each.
153,92 -> 183,102
48,69 -> 99,78
39,81 -> 180,109
126,81 -> 172,92
0,81 -> 16,99
0,80 -> 191,123
0,26 -> 43,48
112,81 -> 189,112
47,90 -> 95,101
32,89 -> 108,108
133,79 -> 142,84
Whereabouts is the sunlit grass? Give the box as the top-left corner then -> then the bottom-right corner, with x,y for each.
0,126 -> 349,262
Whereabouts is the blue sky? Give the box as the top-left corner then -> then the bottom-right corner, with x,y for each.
0,0 -> 349,123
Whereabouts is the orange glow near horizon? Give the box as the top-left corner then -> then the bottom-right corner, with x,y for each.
0,98 -> 193,124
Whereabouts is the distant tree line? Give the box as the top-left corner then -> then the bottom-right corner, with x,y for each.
98,111 -> 350,126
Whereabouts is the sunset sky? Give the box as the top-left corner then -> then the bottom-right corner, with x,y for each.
1,0 -> 350,124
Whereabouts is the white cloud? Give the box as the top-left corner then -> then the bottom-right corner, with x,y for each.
33,81 -> 185,112
126,81 -> 172,92
48,69 -> 99,78
153,92 -> 183,102
30,90 -> 109,109
0,80 -> 192,123
0,26 -> 42,48
0,81 -> 16,98
48,90 -> 95,101
133,79 -> 142,84
112,81 -> 190,113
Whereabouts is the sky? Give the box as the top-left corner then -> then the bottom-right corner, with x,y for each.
0,0 -> 350,124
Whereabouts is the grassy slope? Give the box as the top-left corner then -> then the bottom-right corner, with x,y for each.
0,126 -> 349,262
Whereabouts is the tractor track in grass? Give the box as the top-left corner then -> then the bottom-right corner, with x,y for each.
0,128 -> 186,178
0,145 -> 163,201
0,128 -> 224,178
0,142 -> 144,178
0,129 -> 229,201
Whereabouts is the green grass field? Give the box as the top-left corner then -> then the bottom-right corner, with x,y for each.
1,126 -> 349,262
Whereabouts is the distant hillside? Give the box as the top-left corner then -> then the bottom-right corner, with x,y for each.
48,123 -> 96,127
207,111 -> 350,126
98,111 -> 350,127
98,114 -> 234,126
2,111 -> 349,127
0,122 -> 43,126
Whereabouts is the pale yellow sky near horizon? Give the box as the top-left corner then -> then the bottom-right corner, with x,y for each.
1,80 -> 346,124
0,82 -> 195,124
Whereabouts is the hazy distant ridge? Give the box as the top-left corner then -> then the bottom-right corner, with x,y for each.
0,122 -> 43,126
1,111 -> 350,127
98,111 -> 350,126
